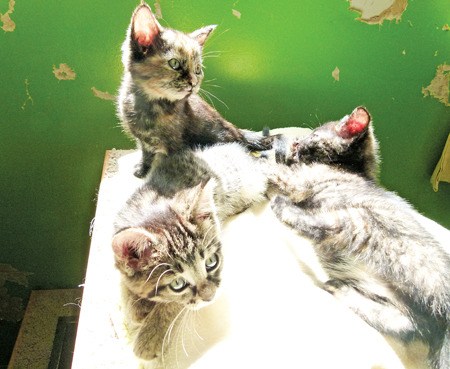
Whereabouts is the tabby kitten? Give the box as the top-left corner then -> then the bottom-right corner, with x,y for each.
112,142 -> 270,366
118,2 -> 272,178
270,107 -> 450,369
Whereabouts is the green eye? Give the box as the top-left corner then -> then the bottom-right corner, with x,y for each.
205,253 -> 219,271
168,58 -> 181,70
170,277 -> 187,292
195,65 -> 202,75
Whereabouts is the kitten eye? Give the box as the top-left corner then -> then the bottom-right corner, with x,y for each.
169,277 -> 188,292
168,58 -> 181,70
205,253 -> 219,271
195,65 -> 202,75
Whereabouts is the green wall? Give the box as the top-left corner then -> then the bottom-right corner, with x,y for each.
0,0 -> 449,364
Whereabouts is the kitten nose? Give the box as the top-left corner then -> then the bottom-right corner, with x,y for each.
189,76 -> 198,89
197,283 -> 215,302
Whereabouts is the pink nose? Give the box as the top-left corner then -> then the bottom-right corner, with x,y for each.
197,283 -> 215,302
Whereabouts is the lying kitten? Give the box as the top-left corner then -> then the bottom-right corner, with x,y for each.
112,143 -> 270,366
270,107 -> 450,369
118,2 -> 272,178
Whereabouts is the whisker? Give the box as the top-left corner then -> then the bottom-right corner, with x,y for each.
192,310 -> 204,341
202,83 -> 222,89
162,306 -> 188,368
155,269 -> 174,296
202,50 -> 223,56
180,310 -> 190,357
200,88 -> 229,110
198,90 -> 217,109
146,263 -> 172,283
201,224 -> 216,247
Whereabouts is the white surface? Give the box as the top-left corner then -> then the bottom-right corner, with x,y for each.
72,134 -> 449,369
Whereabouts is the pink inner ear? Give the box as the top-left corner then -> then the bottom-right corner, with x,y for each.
112,229 -> 154,265
340,107 -> 370,138
133,6 -> 159,47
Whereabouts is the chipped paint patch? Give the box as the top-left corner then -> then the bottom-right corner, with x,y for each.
0,0 -> 16,32
92,87 -> 116,101
21,79 -> 34,110
53,63 -> 76,80
422,64 -> 450,107
332,67 -> 340,82
442,24 -> 450,31
232,9 -> 241,19
348,0 -> 408,25
0,264 -> 32,322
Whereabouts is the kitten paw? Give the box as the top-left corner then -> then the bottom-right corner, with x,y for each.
134,341 -> 161,362
134,163 -> 150,178
323,279 -> 347,295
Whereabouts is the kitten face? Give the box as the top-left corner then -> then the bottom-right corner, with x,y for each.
123,3 -> 215,102
293,107 -> 379,179
113,180 -> 223,310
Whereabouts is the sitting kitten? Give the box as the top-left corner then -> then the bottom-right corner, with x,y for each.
118,2 -> 273,178
270,107 -> 450,369
112,143 -> 270,366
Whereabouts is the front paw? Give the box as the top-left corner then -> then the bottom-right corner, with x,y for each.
134,337 -> 162,362
323,279 -> 348,295
272,134 -> 288,164
252,136 -> 274,151
133,162 -> 150,178
138,357 -> 163,369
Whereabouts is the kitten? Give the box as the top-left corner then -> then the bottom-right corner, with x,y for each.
118,2 -> 273,178
112,142 -> 270,366
269,107 -> 450,369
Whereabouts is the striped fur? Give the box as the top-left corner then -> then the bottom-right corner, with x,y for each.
118,2 -> 272,178
270,107 -> 450,369
112,142 -> 271,365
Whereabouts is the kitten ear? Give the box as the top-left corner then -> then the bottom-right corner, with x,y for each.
112,228 -> 156,273
131,3 -> 162,47
193,179 -> 217,221
189,25 -> 217,47
337,106 -> 371,139
172,179 -> 217,222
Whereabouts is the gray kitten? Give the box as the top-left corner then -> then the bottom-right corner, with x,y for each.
112,143 -> 269,366
118,2 -> 272,178
270,107 -> 450,369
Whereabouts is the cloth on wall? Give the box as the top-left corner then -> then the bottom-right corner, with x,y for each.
431,134 -> 450,191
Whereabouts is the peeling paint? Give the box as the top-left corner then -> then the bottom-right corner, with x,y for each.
442,24 -> 450,31
348,0 -> 408,25
0,0 -> 16,32
92,87 -> 116,101
53,63 -> 76,81
21,79 -> 34,110
154,0 -> 162,19
332,66 -> 340,82
422,64 -> 450,107
232,9 -> 241,19
0,264 -> 32,322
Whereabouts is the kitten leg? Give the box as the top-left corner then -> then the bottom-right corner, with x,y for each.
267,167 -> 313,203
324,279 -> 417,340
240,129 -> 276,151
133,302 -> 182,363
134,142 -> 154,178
271,195 -> 336,240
